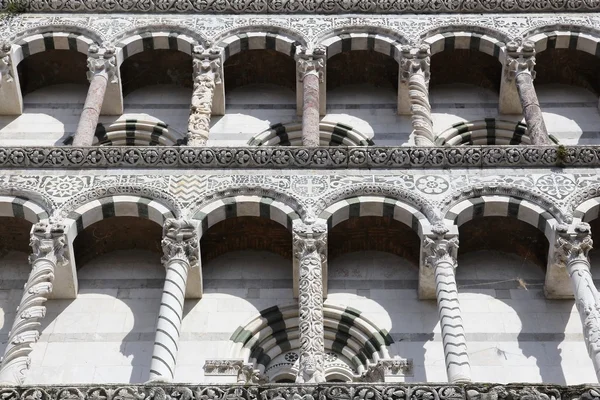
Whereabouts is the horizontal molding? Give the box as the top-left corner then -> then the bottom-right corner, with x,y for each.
2,0 -> 598,13
0,145 -> 595,169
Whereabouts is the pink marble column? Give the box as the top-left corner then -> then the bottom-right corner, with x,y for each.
72,46 -> 116,147
296,48 -> 324,147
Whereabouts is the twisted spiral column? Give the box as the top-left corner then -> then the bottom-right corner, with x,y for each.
149,219 -> 199,382
0,220 -> 67,385
401,45 -> 434,147
555,223 -> 600,382
423,227 -> 471,383
293,222 -> 327,383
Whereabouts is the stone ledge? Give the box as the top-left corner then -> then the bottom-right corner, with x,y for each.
1,0 -> 598,13
0,145 -> 594,169
0,384 -> 598,400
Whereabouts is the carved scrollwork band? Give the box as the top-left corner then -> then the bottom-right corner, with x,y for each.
293,223 -> 327,383
0,219 -> 67,385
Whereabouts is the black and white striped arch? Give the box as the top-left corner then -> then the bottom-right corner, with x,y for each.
218,32 -> 302,62
444,195 -> 558,240
573,197 -> 600,223
319,33 -> 405,63
94,120 -> 185,146
528,31 -> 600,57
116,31 -> 196,65
193,195 -> 300,237
0,195 -> 49,223
424,32 -> 505,61
230,303 -> 393,374
63,195 -> 175,239
248,121 -> 374,147
436,119 -> 537,146
12,32 -> 95,66
317,196 -> 431,238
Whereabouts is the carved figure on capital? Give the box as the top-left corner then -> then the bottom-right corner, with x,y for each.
0,42 -> 13,84
554,223 -> 593,266
295,46 -> 325,83
161,218 -> 199,267
504,40 -> 536,81
29,219 -> 68,265
423,225 -> 458,269
86,45 -> 117,83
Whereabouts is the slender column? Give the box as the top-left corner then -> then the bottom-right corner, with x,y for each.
0,220 -> 67,385
149,219 -> 199,382
555,223 -> 600,381
423,227 -> 471,383
293,222 -> 327,383
72,45 -> 117,146
400,45 -> 434,146
296,47 -> 325,147
187,46 -> 222,146
505,40 -> 551,145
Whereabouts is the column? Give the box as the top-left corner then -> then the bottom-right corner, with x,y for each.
187,45 -> 222,146
555,223 -> 600,381
296,47 -> 325,147
72,45 -> 117,146
504,40 -> 551,145
400,45 -> 435,146
0,220 -> 67,385
149,219 -> 199,382
293,222 -> 327,383
423,227 -> 471,383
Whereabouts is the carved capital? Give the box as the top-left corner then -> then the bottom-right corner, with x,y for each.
358,359 -> 414,382
400,44 -> 431,83
296,46 -> 325,82
87,45 -> 117,83
0,42 -> 13,84
423,226 -> 458,269
504,40 -> 536,81
554,223 -> 593,266
193,45 -> 222,84
29,219 -> 67,266
161,218 -> 199,268
293,222 -> 327,260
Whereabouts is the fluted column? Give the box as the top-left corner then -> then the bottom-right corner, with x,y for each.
423,227 -> 471,383
187,46 -> 222,146
400,45 -> 434,146
504,40 -> 551,145
293,222 -> 327,383
296,47 -> 325,147
72,45 -> 117,146
0,220 -> 67,385
555,223 -> 600,381
149,219 -> 199,382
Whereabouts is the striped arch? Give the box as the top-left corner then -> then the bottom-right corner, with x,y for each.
248,121 -> 374,146
319,31 -> 406,63
192,195 -> 301,237
11,31 -> 96,66
115,31 -> 197,66
229,303 -> 393,376
435,119 -> 560,146
422,30 -> 505,61
217,31 -> 303,62
0,196 -> 49,223
93,120 -> 186,146
527,31 -> 600,57
317,196 -> 431,238
63,195 -> 176,240
573,197 -> 600,223
443,196 -> 558,240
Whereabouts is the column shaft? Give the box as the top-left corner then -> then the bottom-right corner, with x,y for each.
149,258 -> 189,381
434,259 -> 471,383
301,72 -> 320,147
515,71 -> 551,145
72,72 -> 108,146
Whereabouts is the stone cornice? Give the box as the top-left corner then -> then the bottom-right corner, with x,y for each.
0,145 -> 597,169
1,0 -> 599,13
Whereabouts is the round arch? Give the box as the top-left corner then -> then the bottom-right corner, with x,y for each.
248,121 -> 374,146
316,28 -> 407,63
0,195 -> 50,223
573,196 -> 600,223
94,119 -> 185,146
216,30 -> 305,63
114,29 -> 200,67
317,196 -> 432,238
192,195 -> 301,237
443,195 -> 558,240
525,28 -> 600,57
420,27 -> 506,62
62,195 -> 176,240
11,30 -> 96,67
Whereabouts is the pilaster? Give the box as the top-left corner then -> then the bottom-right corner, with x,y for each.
0,42 -> 23,115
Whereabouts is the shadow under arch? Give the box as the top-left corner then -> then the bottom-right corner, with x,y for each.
248,121 -> 374,146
